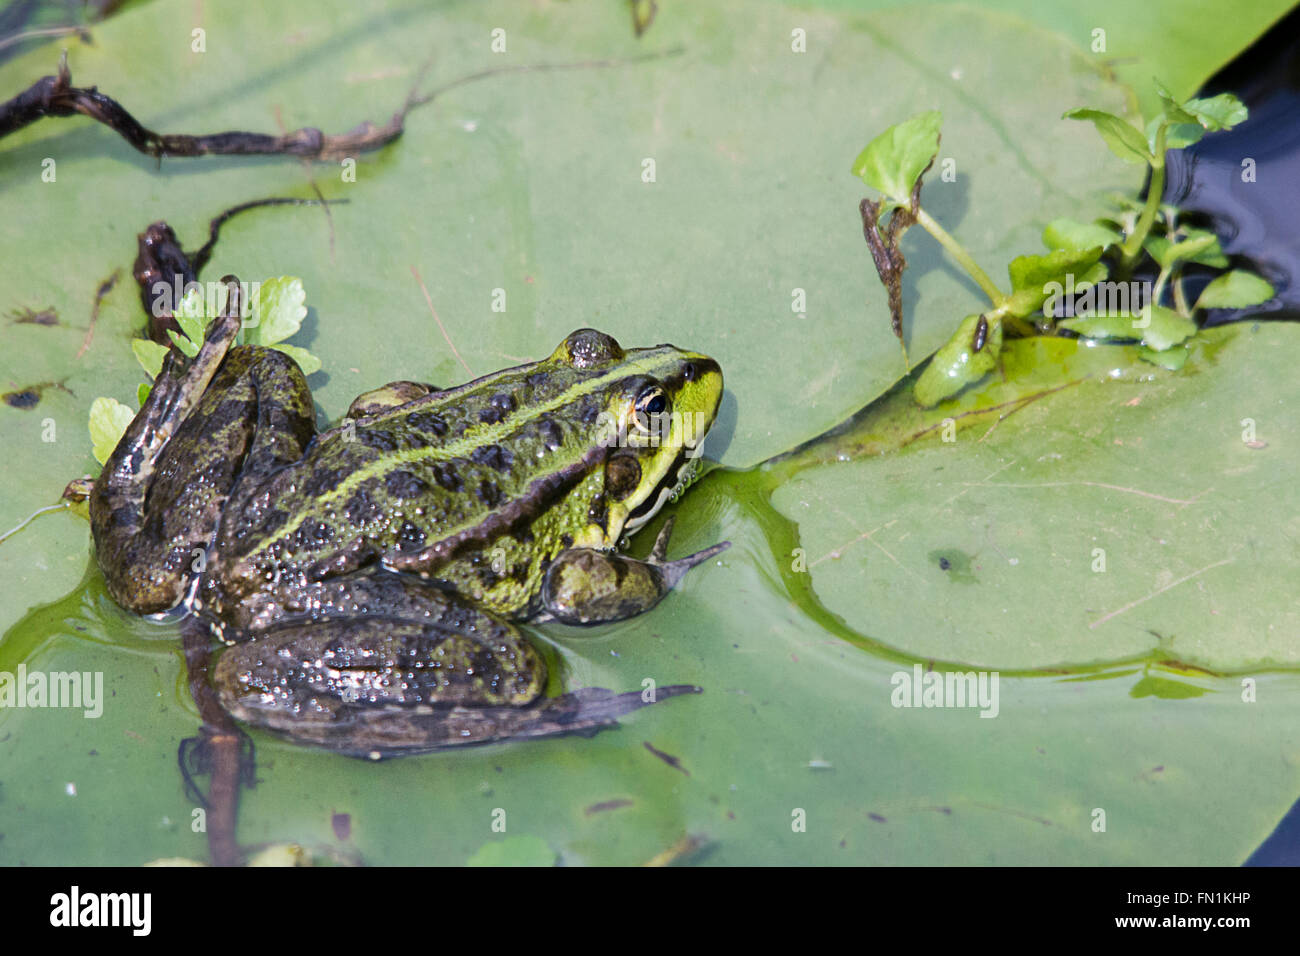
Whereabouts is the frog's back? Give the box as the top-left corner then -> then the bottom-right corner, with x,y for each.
211,351 -> 618,609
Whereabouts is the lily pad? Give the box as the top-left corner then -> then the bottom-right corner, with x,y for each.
770,323 -> 1300,674
0,0 -> 1295,869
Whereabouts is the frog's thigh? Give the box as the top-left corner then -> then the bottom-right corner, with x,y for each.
214,607 -> 545,722
93,345 -> 314,612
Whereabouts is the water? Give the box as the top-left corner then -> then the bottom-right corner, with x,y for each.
1164,5 -> 1300,321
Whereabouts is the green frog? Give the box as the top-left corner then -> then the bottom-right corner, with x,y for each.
90,277 -> 726,756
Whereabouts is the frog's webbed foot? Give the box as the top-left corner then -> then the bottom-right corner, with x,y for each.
644,515 -> 733,589
177,723 -> 257,807
243,684 -> 703,759
539,516 -> 730,626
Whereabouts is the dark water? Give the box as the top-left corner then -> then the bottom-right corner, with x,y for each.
1164,4 -> 1300,322
1183,5 -> 1300,866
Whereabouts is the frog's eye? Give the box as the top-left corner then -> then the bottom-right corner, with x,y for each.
635,385 -> 669,417
632,386 -> 671,439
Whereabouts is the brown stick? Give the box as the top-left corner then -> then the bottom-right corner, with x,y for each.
0,47 -> 686,162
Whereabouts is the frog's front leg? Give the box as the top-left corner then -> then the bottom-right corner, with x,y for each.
539,517 -> 729,625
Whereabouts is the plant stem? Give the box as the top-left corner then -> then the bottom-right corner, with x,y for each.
914,207 -> 1006,305
1121,124 -> 1168,268
1151,264 -> 1173,309
1172,273 -> 1190,316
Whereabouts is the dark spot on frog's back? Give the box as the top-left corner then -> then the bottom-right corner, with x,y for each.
213,396 -> 257,427
294,520 -> 334,550
536,417 -> 563,450
433,463 -> 462,492
359,429 -> 400,452
396,520 -> 426,551
385,470 -> 429,500
477,480 -> 503,507
473,561 -> 502,589
470,443 -> 514,472
343,489 -> 382,524
260,508 -> 290,535
405,411 -> 447,437
478,392 -> 516,425
303,467 -> 345,498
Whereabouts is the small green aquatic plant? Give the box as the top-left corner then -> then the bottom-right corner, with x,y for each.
88,276 -> 319,465
854,82 -> 1274,406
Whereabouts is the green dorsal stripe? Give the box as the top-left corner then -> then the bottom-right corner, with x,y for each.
256,348 -> 687,557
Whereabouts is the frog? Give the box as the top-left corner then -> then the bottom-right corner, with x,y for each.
90,276 -> 727,757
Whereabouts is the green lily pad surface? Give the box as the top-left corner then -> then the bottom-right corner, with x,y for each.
1,0 -> 1296,866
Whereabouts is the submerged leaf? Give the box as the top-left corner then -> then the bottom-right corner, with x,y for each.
1195,270 -> 1274,310
914,313 -> 1002,407
1062,303 -> 1196,351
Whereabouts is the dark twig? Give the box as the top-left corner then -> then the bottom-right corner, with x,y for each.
135,196 -> 344,342
0,46 -> 686,161
190,197 -> 341,274
0,51 -> 406,159
859,154 -> 934,368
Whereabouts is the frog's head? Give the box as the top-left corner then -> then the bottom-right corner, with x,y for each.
551,329 -> 723,546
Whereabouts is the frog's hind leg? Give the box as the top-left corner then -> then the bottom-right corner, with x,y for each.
218,617 -> 702,757
212,572 -> 700,756
91,280 -> 243,611
318,683 -> 703,758
90,278 -> 316,612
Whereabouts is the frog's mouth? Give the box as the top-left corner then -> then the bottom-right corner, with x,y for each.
623,443 -> 706,535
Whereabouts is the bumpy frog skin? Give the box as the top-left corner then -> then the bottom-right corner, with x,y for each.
90,277 -> 726,756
